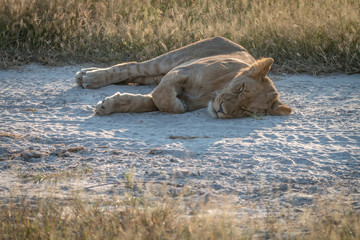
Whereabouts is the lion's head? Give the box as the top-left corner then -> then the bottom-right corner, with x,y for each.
208,58 -> 291,119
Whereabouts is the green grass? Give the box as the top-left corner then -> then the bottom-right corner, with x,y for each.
1,190 -> 359,240
1,0 -> 359,73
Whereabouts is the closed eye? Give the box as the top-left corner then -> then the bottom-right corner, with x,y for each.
235,83 -> 245,94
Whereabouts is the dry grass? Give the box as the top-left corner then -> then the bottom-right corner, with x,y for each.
0,0 -> 359,73
67,146 -> 86,153
0,131 -> 27,140
0,190 -> 359,240
24,108 -> 37,112
19,166 -> 93,184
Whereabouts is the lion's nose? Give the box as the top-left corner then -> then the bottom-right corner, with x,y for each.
217,101 -> 225,114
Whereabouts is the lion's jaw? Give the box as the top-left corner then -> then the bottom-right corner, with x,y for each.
207,91 -> 261,119
207,97 -> 253,119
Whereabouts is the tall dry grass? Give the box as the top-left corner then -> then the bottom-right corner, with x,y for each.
1,191 -> 359,240
0,0 -> 359,73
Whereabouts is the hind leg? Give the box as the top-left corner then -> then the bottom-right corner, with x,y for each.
76,59 -> 169,89
76,62 -> 167,89
76,62 -> 139,89
95,92 -> 158,115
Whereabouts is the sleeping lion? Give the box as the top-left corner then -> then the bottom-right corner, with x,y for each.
75,37 -> 291,119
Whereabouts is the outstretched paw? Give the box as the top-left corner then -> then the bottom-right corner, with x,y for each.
95,93 -> 136,115
75,67 -> 105,89
95,99 -> 111,116
75,70 -> 86,87
95,93 -> 123,115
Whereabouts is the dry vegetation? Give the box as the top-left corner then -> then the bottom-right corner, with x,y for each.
19,165 -> 93,184
1,190 -> 359,240
0,131 -> 27,140
0,0 -> 359,73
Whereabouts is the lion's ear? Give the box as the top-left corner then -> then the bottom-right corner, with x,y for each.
248,58 -> 274,79
269,99 -> 292,116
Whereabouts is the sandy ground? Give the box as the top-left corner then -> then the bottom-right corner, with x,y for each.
0,64 -> 359,208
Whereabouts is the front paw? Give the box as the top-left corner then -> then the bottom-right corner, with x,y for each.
75,70 -> 86,87
95,99 -> 112,116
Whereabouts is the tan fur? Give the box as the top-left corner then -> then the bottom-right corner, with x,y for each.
76,37 -> 291,118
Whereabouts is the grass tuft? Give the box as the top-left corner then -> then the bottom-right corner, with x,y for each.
67,146 -> 86,153
0,0 -> 359,73
0,131 -> 27,140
